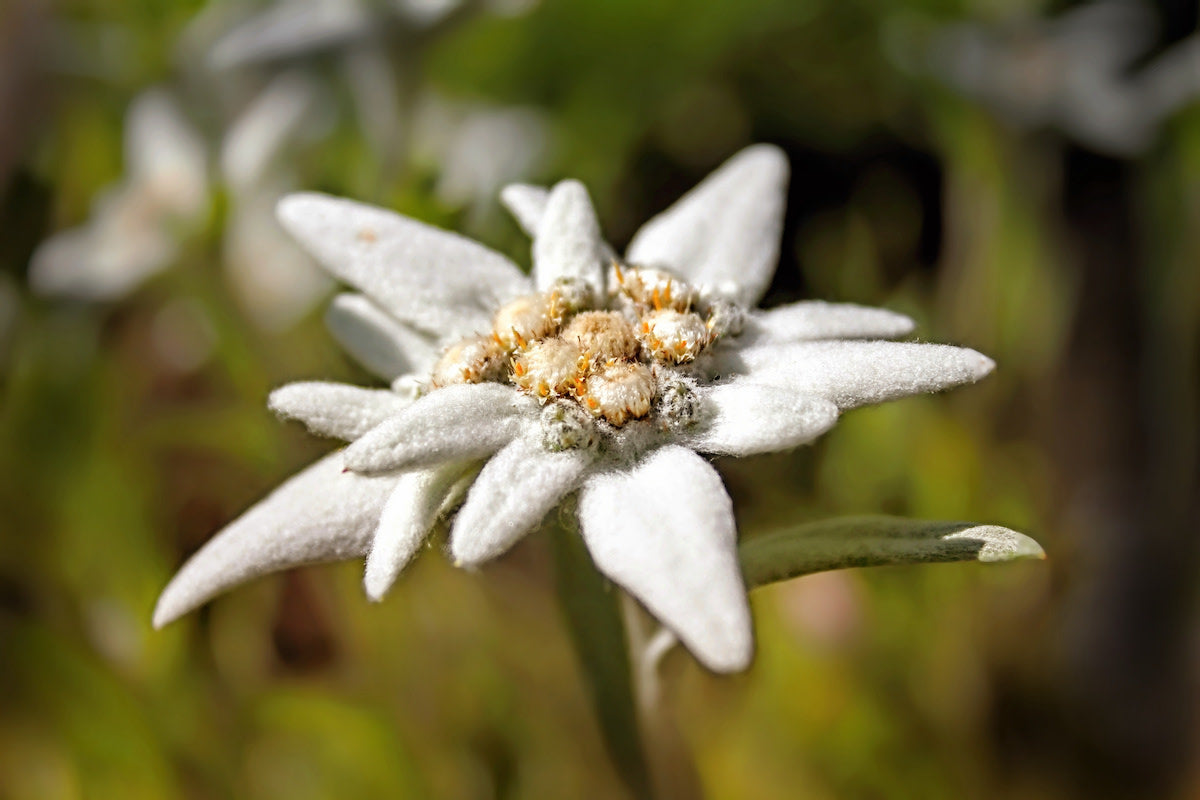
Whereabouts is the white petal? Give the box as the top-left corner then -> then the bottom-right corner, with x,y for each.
450,435 -> 593,566
714,341 -> 995,409
532,180 -> 608,294
221,72 -> 321,191
325,293 -> 440,380
125,90 -> 209,219
686,382 -> 838,456
29,206 -> 177,300
578,446 -> 753,673
740,301 -> 915,345
276,193 -> 532,340
499,183 -> 549,236
342,383 -> 530,474
363,462 -> 466,600
268,381 -> 414,440
209,0 -> 372,68
153,453 -> 395,628
625,144 -> 788,306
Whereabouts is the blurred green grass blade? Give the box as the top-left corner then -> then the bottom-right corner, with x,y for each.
547,518 -> 651,800
740,515 -> 1045,589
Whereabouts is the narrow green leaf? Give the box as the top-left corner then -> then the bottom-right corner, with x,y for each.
546,514 -> 651,800
740,515 -> 1045,589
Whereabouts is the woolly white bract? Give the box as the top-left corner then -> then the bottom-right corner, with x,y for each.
154,144 -> 995,672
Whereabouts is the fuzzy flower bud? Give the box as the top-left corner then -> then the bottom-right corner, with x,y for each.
431,335 -> 507,387
639,309 -> 709,364
582,361 -> 654,426
492,293 -> 563,349
512,337 -> 586,401
540,400 -> 599,451
562,310 -> 640,364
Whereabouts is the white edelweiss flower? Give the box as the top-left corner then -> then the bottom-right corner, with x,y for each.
899,0 -> 1200,156
154,144 -> 994,673
204,0 -> 543,166
29,89 -> 209,300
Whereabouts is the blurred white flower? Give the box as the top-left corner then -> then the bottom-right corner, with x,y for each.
204,0 -> 543,165
414,93 -> 552,221
899,1 -> 1200,156
154,144 -> 995,672
220,72 -> 334,329
29,90 -> 209,300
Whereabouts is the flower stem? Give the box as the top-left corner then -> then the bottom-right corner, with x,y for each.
620,593 -> 703,800
547,515 -> 652,799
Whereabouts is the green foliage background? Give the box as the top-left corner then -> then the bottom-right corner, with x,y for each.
1,0 -> 1196,797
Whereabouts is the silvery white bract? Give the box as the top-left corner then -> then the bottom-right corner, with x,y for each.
155,144 -> 998,673
29,90 -> 209,300
902,0 -> 1200,156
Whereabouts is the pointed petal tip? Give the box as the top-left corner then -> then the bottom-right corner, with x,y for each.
943,525 -> 1046,563
265,383 -> 294,416
736,142 -> 789,174
549,177 -> 587,195
362,570 -> 392,602
500,182 -> 543,202
151,581 -> 188,630
274,191 -> 328,232
891,311 -> 918,338
973,351 -> 997,380
448,524 -> 511,568
696,630 -> 755,674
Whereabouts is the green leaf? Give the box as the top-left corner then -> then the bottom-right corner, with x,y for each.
740,515 -> 1045,589
546,515 -> 652,800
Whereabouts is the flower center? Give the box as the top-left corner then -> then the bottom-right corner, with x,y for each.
430,265 -> 740,445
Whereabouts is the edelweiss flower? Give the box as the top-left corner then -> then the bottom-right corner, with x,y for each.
29,89 -> 208,300
154,145 -> 995,672
902,0 -> 1200,156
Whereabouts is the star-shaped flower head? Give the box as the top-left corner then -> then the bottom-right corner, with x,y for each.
154,144 -> 995,672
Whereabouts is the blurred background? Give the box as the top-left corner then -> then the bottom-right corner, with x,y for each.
1,0 -> 1198,797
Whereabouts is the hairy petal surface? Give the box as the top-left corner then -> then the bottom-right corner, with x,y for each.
277,193 -> 531,340
343,383 -> 529,474
325,293 -> 440,380
153,453 -> 395,628
578,446 -> 753,673
451,435 -> 594,566
532,180 -> 607,294
714,340 -> 995,409
500,183 -> 550,237
625,144 -> 787,306
740,301 -> 915,345
269,381 -> 414,440
687,382 -> 839,456
364,463 -> 467,600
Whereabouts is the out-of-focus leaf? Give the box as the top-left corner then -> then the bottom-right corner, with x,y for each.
740,515 -> 1045,588
546,515 -> 651,800
247,688 -> 424,800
